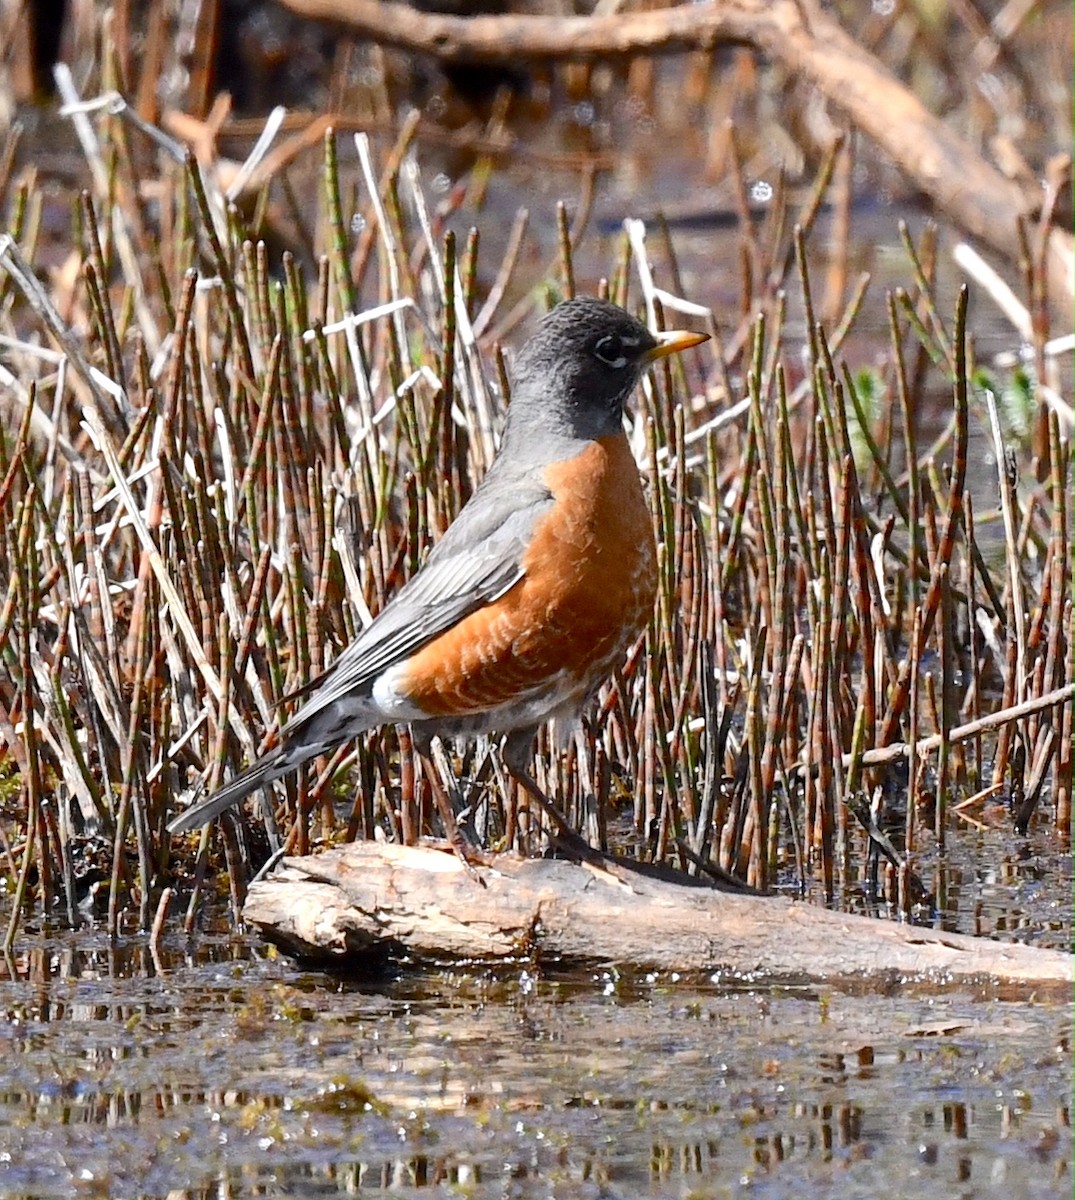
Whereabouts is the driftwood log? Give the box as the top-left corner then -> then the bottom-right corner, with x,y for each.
277,0 -> 1073,323
244,842 -> 1074,990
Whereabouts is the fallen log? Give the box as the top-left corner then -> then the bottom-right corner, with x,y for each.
244,842 -> 1073,990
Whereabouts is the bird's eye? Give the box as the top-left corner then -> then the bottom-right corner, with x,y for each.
593,334 -> 629,369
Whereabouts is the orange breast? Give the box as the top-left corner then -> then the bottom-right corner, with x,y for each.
400,434 -> 657,718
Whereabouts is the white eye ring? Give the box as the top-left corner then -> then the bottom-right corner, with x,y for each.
594,335 -> 628,369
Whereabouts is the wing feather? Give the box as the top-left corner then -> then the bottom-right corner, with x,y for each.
279,473 -> 553,735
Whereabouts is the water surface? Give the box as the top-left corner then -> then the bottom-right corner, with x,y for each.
0,930 -> 1069,1198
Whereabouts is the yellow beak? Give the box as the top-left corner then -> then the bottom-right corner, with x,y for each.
642,328 -> 710,364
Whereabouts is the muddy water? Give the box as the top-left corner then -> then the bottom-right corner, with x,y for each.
0,930 -> 1069,1198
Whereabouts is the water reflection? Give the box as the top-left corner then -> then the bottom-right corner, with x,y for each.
0,933 -> 1068,1197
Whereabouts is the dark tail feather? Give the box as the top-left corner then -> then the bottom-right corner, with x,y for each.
168,696 -> 375,833
166,749 -> 289,834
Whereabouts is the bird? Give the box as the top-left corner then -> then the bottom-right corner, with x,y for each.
167,296 -> 708,842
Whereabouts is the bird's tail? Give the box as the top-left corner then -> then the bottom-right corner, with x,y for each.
167,679 -> 381,833
167,717 -> 353,833
166,746 -> 291,833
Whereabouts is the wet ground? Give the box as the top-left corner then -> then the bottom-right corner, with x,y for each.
801,821 -> 1074,953
0,929 -> 1070,1199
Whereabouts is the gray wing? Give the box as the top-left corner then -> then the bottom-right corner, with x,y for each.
279,470 -> 554,734
166,469 -> 553,834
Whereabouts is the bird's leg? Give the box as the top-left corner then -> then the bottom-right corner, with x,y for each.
413,731 -> 490,872
573,725 -> 604,849
501,730 -> 610,870
428,734 -> 478,840
421,760 -> 473,857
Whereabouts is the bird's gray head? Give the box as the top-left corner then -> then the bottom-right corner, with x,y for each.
501,297 -> 706,446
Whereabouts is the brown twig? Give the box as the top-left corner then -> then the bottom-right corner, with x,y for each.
816,682 -> 1075,771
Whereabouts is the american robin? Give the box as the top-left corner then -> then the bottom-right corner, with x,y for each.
168,296 -> 708,838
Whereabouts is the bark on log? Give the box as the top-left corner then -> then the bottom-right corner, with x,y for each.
244,842 -> 1073,990
276,0 -> 1073,323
